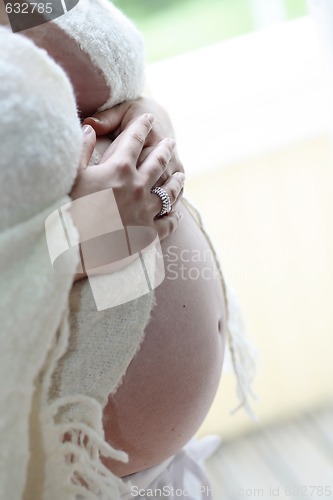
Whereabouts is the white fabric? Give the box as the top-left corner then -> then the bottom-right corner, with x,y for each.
55,0 -> 145,111
0,12 -> 149,499
225,285 -> 257,418
0,27 -> 82,500
120,436 -> 221,500
75,436 -> 221,500
50,252 -> 158,418
16,0 -> 159,500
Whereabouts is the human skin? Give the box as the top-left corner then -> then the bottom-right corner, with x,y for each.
80,110 -> 227,478
69,118 -> 185,282
7,15 -> 227,477
75,126 -> 226,476
73,119 -> 185,246
103,208 -> 226,476
85,120 -> 227,477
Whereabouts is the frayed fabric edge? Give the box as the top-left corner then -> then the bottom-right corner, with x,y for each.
40,312 -> 129,500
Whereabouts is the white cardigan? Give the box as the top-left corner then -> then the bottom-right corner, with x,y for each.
0,26 -> 82,500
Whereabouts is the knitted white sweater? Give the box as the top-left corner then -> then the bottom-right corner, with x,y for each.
0,27 -> 82,500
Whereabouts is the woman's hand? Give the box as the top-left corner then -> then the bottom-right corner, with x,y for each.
83,97 -> 184,184
71,113 -> 185,241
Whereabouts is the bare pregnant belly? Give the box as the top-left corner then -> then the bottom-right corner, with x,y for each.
103,201 -> 226,477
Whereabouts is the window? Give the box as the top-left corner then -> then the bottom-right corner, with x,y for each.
114,0 -> 308,61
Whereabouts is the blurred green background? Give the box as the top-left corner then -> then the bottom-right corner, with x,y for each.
113,0 -> 308,61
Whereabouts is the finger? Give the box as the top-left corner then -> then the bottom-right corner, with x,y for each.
98,134 -> 120,164
154,211 -> 183,241
146,149 -> 185,186
100,114 -> 154,163
160,172 -> 186,207
150,172 -> 185,218
79,125 -> 97,170
83,101 -> 131,136
103,114 -> 154,168
137,145 -> 153,167
139,138 -> 176,184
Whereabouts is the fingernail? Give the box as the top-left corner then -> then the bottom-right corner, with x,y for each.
177,212 -> 184,221
165,138 -> 176,149
145,113 -> 155,124
89,117 -> 101,123
175,172 -> 186,184
82,124 -> 93,134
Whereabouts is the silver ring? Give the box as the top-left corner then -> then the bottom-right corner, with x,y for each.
150,186 -> 172,217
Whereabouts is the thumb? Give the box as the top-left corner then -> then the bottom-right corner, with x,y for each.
79,125 -> 96,170
83,101 -> 130,136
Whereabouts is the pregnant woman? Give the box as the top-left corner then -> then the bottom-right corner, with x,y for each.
0,1 -> 255,498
